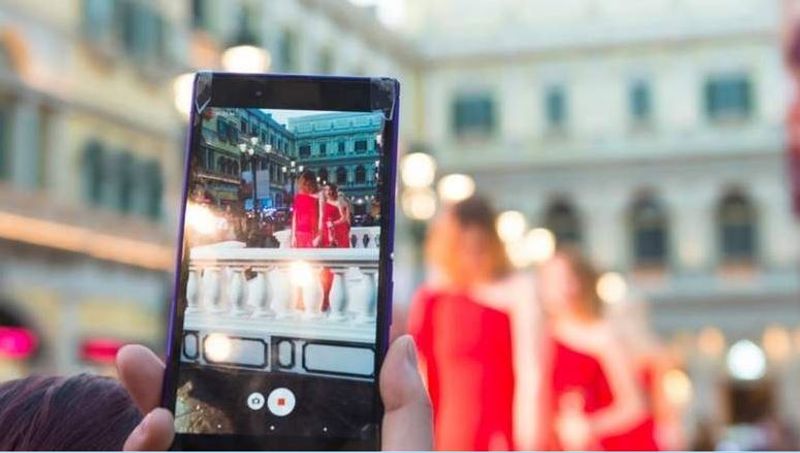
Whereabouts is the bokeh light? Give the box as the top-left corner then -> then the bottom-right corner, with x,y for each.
204,333 -> 233,363
221,45 -> 271,73
496,210 -> 527,243
662,368 -> 692,408
401,187 -> 437,220
401,153 -> 436,188
727,339 -> 766,381
697,326 -> 726,357
597,272 -> 628,305
437,174 -> 475,202
172,72 -> 195,119
523,228 -> 556,265
762,325 -> 792,362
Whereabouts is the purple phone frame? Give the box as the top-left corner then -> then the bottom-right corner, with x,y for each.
160,72 -> 399,450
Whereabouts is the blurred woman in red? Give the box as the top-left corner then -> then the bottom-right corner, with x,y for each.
291,171 -> 319,248
538,248 -> 657,451
320,183 -> 351,248
408,196 -> 541,450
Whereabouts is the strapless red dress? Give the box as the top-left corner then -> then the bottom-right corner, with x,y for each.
292,193 -> 318,248
547,339 -> 658,451
408,287 -> 515,451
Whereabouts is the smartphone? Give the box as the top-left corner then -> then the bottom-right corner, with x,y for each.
161,73 -> 399,450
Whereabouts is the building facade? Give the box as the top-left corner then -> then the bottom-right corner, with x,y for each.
404,0 -> 800,445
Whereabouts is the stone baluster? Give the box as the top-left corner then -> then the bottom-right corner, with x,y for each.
228,267 -> 250,316
270,268 -> 293,318
201,266 -> 222,313
185,268 -> 200,313
328,269 -> 348,321
302,267 -> 324,319
346,266 -> 376,323
250,269 -> 274,317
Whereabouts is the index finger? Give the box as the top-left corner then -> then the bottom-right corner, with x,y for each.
116,344 -> 166,413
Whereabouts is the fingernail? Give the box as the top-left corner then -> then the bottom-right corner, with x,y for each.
404,335 -> 418,367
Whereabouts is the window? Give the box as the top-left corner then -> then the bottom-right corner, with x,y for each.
545,201 -> 581,246
338,141 -> 345,153
354,140 -> 367,153
82,0 -> 115,44
336,167 -> 347,184
118,152 -> 134,213
240,119 -> 247,134
318,168 -> 329,184
299,145 -> 310,158
355,165 -> 366,184
82,140 -> 104,205
143,160 -> 163,220
718,192 -> 757,263
630,196 -> 669,267
630,80 -> 652,124
0,105 -> 9,179
277,29 -> 297,72
191,0 -> 208,30
452,94 -> 495,138
705,75 -> 753,121
545,85 -> 567,130
319,143 -> 326,156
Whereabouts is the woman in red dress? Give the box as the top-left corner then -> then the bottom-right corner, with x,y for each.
408,196 -> 517,451
291,171 -> 319,248
538,248 -> 658,451
319,184 -> 351,248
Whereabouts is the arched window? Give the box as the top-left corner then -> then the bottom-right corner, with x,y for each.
355,165 -> 366,184
318,168 -> 329,184
718,192 -> 757,263
144,160 -> 163,220
117,152 -> 134,213
336,166 -> 347,185
544,200 -> 581,246
630,195 -> 669,267
82,140 -> 104,205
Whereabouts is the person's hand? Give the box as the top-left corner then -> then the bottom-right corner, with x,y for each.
555,391 -> 595,451
117,335 -> 432,451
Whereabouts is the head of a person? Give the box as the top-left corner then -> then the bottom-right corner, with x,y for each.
0,374 -> 142,450
538,247 -> 602,320
324,183 -> 339,201
297,171 -> 318,195
425,195 -> 510,288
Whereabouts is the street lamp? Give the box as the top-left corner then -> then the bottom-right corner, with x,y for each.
282,160 -> 303,204
222,6 -> 270,73
238,137 -> 261,212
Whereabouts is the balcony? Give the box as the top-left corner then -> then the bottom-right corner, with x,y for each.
181,242 -> 380,381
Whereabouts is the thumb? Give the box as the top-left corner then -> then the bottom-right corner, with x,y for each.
123,408 -> 175,451
380,335 -> 433,450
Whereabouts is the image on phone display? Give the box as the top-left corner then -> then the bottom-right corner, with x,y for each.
173,105 -> 387,441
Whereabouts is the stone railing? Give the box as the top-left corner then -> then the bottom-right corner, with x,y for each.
273,226 -> 379,249
181,241 -> 380,380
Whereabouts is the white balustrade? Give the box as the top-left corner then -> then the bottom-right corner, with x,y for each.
273,226 -> 380,249
184,241 -> 380,347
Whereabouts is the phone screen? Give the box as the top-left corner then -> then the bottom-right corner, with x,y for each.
164,75 -> 396,450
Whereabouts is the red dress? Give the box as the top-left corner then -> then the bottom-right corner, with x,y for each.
408,286 -> 515,451
548,340 -> 658,451
320,202 -> 347,247
292,193 -> 318,248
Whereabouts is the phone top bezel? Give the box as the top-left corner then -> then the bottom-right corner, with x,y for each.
162,72 -> 399,451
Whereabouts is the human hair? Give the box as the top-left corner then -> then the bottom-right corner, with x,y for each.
297,170 -> 318,194
553,246 -> 603,318
0,374 -> 142,450
326,183 -> 339,200
425,195 -> 511,287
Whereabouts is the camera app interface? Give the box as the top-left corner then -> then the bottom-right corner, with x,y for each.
176,106 -> 385,438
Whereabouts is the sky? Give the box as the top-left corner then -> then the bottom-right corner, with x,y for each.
266,109 -> 339,126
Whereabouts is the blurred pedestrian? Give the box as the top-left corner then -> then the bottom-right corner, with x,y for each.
537,248 -> 657,451
408,195 -> 544,450
319,183 -> 351,248
0,374 -> 142,450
